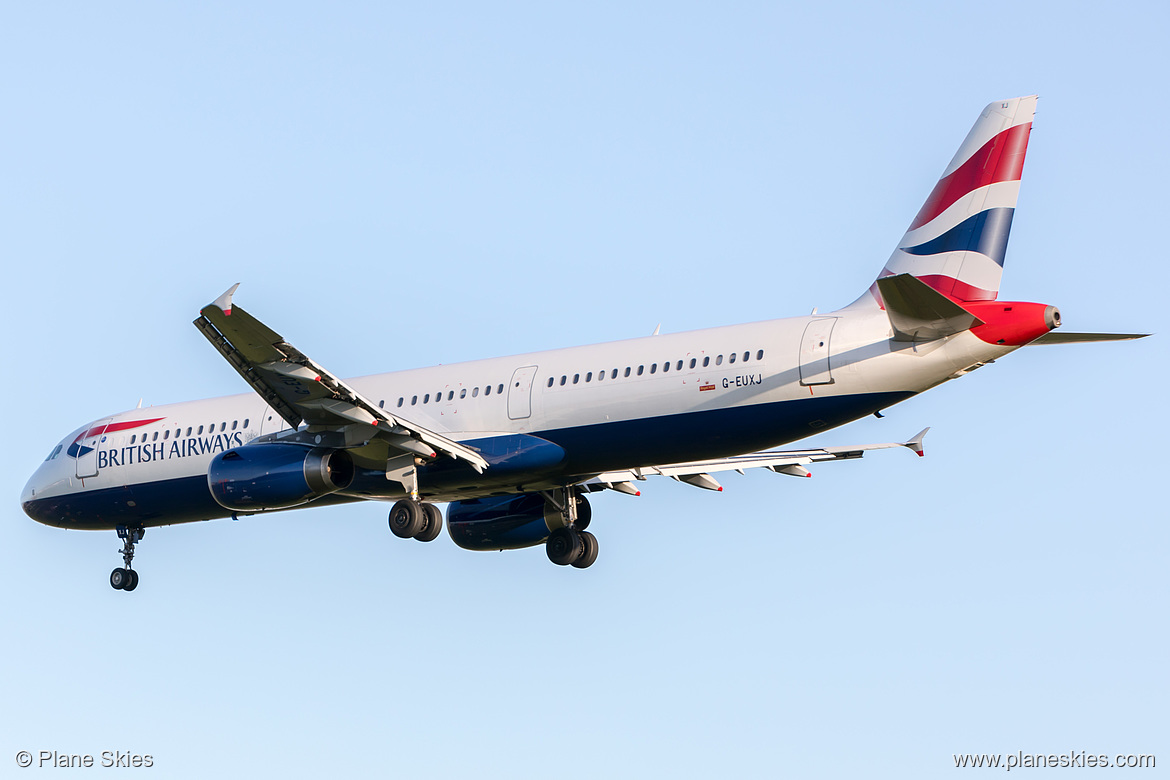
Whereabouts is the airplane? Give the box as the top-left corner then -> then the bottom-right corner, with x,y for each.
21,96 -> 1147,591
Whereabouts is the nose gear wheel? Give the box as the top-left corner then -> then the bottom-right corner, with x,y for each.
110,526 -> 144,591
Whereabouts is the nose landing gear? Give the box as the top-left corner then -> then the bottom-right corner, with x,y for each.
110,526 -> 144,591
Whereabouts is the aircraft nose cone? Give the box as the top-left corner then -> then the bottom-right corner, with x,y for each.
21,469 -> 40,510
21,488 -> 51,525
22,496 -> 48,524
21,463 -> 63,527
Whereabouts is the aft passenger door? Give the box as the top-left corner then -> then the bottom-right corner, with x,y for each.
799,319 -> 837,386
507,365 -> 539,420
75,419 -> 112,478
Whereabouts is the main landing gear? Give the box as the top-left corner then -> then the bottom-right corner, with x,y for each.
110,526 -> 144,592
388,499 -> 444,543
543,489 -> 598,569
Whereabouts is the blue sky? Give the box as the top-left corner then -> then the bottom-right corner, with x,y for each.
2,2 -> 1167,777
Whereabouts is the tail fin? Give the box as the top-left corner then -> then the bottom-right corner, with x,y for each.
854,96 -> 1037,308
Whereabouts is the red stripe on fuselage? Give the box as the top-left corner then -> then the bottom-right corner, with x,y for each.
909,123 -> 1031,231
74,417 -> 166,443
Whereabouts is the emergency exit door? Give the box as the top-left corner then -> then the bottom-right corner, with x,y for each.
799,319 -> 837,386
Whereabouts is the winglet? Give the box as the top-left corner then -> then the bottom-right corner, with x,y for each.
902,427 -> 930,457
211,283 -> 241,316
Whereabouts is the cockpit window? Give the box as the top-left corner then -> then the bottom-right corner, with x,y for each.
44,444 -> 63,461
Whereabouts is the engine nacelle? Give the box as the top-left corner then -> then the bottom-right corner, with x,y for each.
208,444 -> 355,512
446,493 -> 564,551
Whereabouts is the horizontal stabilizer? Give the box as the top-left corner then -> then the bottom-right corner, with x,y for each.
1029,331 -> 1150,345
877,274 -> 984,342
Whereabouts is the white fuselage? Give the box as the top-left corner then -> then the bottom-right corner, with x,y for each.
21,302 -> 1015,529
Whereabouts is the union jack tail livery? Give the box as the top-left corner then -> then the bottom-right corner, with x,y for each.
864,96 -> 1036,307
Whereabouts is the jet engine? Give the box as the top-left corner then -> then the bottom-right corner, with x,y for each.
208,444 -> 355,512
446,493 -> 564,551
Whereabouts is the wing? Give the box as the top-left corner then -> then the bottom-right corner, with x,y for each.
193,284 -> 489,476
585,429 -> 930,494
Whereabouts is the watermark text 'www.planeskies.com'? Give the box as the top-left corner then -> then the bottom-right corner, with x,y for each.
954,751 -> 1155,771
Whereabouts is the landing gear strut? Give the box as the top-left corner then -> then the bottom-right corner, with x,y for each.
110,526 -> 144,591
388,499 -> 444,542
543,489 -> 598,569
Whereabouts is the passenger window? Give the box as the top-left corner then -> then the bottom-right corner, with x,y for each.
485,385 -> 492,396
677,360 -> 683,371
548,377 -> 554,388
637,365 -> 644,376
661,362 -> 669,373
757,349 -> 764,360
703,356 -> 710,367
460,389 -> 467,399
424,394 -> 431,403
612,369 -> 618,379
243,419 -> 249,428
624,367 -> 631,377
729,353 -> 736,364
597,370 -> 603,381
378,400 -> 385,408
448,391 -> 454,401
472,387 -> 479,397
586,372 -> 592,382
716,355 -> 723,366
186,427 -> 192,436
198,426 -> 203,435
397,398 -> 404,408
573,374 -> 580,384
689,358 -> 696,369
743,351 -> 750,362
498,384 -> 504,394
411,395 -> 418,405
560,376 -> 567,386
131,435 -> 136,444
164,430 -> 169,440
220,422 -> 226,432
650,364 -> 657,374
231,420 -> 238,430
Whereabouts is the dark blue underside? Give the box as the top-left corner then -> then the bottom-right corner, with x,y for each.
540,391 -> 913,474
24,391 -> 913,530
